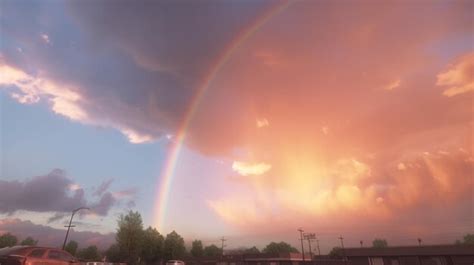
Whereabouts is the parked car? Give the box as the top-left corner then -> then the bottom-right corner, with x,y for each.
165,260 -> 185,265
0,246 -> 79,265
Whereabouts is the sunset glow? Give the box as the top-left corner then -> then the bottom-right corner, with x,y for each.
0,0 -> 472,253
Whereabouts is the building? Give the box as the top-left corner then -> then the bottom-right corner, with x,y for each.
343,244 -> 474,265
186,253 -> 346,265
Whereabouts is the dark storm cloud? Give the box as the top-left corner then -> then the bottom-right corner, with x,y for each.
0,219 -> 114,249
0,170 -> 119,216
67,0 -> 272,78
0,0 -> 274,143
0,169 -> 86,214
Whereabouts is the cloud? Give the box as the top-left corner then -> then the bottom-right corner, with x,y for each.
89,192 -> 116,216
112,188 -> 138,199
207,199 -> 264,226
1,0 -> 473,238
210,150 -> 473,232
93,179 -> 114,197
437,52 -> 474,97
0,218 -> 114,249
0,169 -> 120,217
383,79 -> 401,91
254,51 -> 282,67
68,184 -> 82,191
0,61 -> 155,144
321,126 -> 329,135
397,163 -> 407,171
256,118 -> 269,128
0,0 -> 274,145
40,33 -> 51,45
232,161 -> 272,176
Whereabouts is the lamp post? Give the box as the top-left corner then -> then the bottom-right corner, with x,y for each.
62,207 -> 90,250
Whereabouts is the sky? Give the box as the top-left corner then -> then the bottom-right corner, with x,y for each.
0,0 -> 473,254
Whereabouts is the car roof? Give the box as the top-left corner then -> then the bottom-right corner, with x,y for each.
0,246 -> 67,256
0,246 -> 33,256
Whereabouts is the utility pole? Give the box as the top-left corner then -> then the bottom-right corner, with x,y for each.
304,233 -> 316,261
220,237 -> 227,257
338,236 -> 345,249
62,207 -> 89,250
315,238 -> 321,256
417,238 -> 422,246
360,240 -> 363,248
297,228 -> 305,261
338,236 -> 347,265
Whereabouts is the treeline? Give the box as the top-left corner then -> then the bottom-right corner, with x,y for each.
102,211 -> 300,265
0,211 -> 300,265
0,234 -> 38,248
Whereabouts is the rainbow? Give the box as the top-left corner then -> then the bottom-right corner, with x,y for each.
153,0 -> 292,231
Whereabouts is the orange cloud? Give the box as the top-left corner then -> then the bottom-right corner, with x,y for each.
232,161 -> 272,176
210,149 -> 473,232
383,79 -> 401,91
437,52 -> 474,97
256,118 -> 269,128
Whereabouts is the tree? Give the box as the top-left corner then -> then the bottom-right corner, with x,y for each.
203,245 -> 222,257
141,227 -> 165,265
163,231 -> 186,261
65,241 -> 79,256
463,234 -> 474,244
190,240 -> 204,258
244,246 -> 260,254
328,247 -> 344,258
77,245 -> 101,261
20,236 -> 38,246
262,242 -> 299,254
0,233 -> 18,248
116,211 -> 144,265
105,244 -> 125,263
372,238 -> 388,248
455,234 -> 474,245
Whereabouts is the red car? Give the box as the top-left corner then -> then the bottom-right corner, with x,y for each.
0,246 -> 79,265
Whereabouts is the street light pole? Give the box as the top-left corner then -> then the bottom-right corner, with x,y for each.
62,207 -> 90,250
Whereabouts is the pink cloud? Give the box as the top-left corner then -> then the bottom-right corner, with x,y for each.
437,52 -> 474,97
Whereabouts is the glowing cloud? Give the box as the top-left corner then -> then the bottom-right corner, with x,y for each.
207,198 -> 264,225
321,126 -> 329,135
0,63 -> 85,120
437,52 -> 474,97
121,128 -> 155,144
232,161 -> 272,176
397,163 -> 407,171
256,118 -> 269,128
383,79 -> 401,91
68,184 -> 82,191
